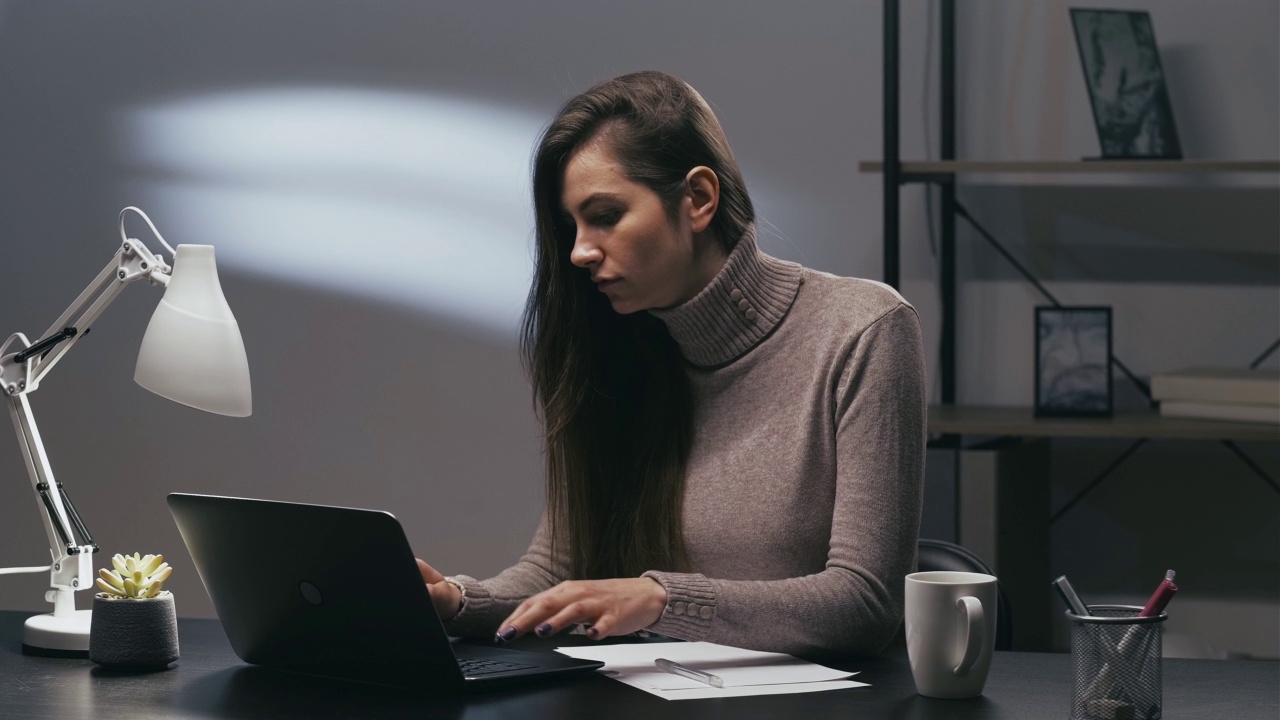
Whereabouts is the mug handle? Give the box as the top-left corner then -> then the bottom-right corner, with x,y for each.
953,596 -> 985,677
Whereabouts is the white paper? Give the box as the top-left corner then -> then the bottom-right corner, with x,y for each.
555,641 -> 870,700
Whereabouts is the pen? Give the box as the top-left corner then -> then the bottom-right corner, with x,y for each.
1051,575 -> 1091,616
654,658 -> 724,688
1138,569 -> 1177,617
1085,570 -> 1179,704
1110,570 -> 1177,660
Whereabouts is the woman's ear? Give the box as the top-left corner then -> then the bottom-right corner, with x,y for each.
685,166 -> 720,234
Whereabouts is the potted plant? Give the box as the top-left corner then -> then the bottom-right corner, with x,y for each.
88,553 -> 179,670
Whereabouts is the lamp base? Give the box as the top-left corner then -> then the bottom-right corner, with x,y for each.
22,609 -> 91,657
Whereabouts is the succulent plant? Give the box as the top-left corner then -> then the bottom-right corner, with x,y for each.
96,553 -> 173,599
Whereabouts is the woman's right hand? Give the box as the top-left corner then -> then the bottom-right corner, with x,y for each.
416,558 -> 463,621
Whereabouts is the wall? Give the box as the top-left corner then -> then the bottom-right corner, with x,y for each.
0,0 -> 1275,657
0,0 -> 882,619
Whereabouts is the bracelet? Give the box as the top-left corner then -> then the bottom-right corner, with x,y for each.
444,579 -> 467,614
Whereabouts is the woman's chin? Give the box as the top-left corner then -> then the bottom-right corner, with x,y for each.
608,299 -> 646,315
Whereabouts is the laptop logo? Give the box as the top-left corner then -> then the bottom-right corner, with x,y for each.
298,581 -> 323,606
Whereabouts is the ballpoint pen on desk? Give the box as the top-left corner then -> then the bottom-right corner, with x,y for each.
654,658 -> 725,688
1052,575 -> 1091,616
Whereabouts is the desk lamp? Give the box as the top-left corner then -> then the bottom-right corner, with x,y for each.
0,207 -> 251,655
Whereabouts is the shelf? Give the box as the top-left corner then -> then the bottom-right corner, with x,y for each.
860,160 -> 1280,174
928,404 -> 1280,442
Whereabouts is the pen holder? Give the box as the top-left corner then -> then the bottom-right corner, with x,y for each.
1068,605 -> 1165,720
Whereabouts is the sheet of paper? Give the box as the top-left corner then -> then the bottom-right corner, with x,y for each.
555,641 -> 869,700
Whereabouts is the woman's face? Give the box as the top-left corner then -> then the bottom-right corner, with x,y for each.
560,141 -> 724,314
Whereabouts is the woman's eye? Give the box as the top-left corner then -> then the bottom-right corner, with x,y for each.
593,211 -> 621,226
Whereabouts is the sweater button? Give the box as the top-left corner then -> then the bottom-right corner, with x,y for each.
673,602 -> 688,616
685,603 -> 701,616
699,606 -> 713,620
737,299 -> 750,311
730,288 -> 743,301
745,308 -> 758,322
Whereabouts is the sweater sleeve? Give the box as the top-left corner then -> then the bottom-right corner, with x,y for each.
442,512 -> 568,638
643,302 -> 926,657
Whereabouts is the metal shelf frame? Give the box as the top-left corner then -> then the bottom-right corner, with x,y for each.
883,0 -> 958,402
878,0 -> 1280,403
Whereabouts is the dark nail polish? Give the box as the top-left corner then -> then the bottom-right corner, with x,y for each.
536,623 -> 553,637
498,626 -> 518,642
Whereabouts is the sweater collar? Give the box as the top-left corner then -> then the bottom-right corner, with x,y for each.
649,226 -> 803,367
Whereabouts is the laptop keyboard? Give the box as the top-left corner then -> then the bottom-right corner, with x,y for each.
457,657 -> 538,678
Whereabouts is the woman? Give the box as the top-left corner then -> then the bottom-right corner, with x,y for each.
416,71 -> 925,657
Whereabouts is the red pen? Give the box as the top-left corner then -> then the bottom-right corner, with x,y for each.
1139,569 -> 1178,617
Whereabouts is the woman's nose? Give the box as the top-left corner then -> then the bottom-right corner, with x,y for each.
570,235 -> 602,268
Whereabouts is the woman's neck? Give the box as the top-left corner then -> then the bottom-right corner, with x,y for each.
675,232 -> 729,307
648,226 -> 805,367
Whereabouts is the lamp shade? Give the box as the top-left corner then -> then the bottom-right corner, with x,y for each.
134,244 -> 252,417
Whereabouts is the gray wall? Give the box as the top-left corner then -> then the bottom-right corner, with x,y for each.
0,1 -> 1276,657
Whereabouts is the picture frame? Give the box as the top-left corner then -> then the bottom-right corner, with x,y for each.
1069,8 -> 1182,160
1035,306 -> 1113,417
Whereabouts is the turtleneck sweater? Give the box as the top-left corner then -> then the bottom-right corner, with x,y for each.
445,228 -> 926,656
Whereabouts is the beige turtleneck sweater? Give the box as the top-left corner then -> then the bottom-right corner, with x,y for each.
445,229 -> 926,657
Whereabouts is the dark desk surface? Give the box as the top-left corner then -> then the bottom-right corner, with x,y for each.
1,610 -> 1276,719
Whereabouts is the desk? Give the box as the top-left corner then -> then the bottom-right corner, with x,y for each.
0,611 -> 1275,719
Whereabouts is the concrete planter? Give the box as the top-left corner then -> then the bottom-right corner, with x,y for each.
88,592 -> 179,670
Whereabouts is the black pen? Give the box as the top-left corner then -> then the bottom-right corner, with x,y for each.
1052,575 -> 1091,616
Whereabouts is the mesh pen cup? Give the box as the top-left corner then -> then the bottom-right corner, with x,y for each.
1068,605 -> 1165,720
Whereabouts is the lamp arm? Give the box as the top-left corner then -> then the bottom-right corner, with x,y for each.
4,393 -> 95,595
0,236 -> 173,607
23,238 -> 171,393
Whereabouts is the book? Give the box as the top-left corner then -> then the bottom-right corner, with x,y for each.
1160,400 -> 1279,425
1150,368 -> 1280,406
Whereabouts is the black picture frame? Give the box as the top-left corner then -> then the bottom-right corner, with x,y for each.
1035,306 -> 1113,417
1070,8 -> 1182,160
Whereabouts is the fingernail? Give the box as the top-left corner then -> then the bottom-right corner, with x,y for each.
586,627 -> 600,640
536,623 -> 553,637
497,626 -> 517,642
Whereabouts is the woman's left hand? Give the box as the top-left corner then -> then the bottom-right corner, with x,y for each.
495,578 -> 668,642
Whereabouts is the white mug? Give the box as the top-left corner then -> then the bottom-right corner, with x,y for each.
905,571 -> 998,699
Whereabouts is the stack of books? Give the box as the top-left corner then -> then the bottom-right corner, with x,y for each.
1151,368 -> 1280,424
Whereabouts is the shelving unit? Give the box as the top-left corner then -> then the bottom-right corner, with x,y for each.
869,0 -> 1280,406
869,0 -> 1280,653
928,405 -> 1279,443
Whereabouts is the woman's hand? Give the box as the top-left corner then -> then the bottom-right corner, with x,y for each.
416,558 -> 463,621
494,578 -> 668,642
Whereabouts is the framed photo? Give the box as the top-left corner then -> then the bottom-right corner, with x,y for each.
1069,8 -> 1182,159
1035,306 -> 1113,417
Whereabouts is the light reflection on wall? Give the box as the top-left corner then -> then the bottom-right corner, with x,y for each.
116,88 -> 544,335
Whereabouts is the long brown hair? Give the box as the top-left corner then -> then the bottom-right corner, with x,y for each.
521,71 -> 755,579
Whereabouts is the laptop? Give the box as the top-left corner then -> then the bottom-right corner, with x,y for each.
167,493 -> 604,691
